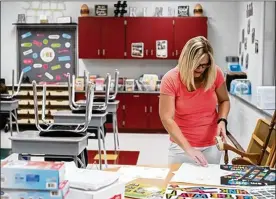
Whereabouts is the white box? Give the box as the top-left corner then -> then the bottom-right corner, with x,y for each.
66,181 -> 125,199
256,86 -> 275,109
1,181 -> 70,199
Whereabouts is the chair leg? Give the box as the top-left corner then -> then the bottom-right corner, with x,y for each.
112,113 -> 117,152
100,126 -> 108,168
97,127 -> 102,170
114,113 -> 120,150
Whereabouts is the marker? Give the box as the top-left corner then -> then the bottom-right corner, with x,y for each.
65,42 -> 71,48
56,75 -> 61,81
22,66 -> 32,73
48,35 -> 60,39
23,49 -> 33,56
65,63 -> 71,69
21,32 -> 32,39
58,49 -> 69,53
37,34 -> 44,37
45,72 -> 54,80
37,74 -> 42,78
33,64 -> 42,68
58,56 -> 70,62
32,53 -> 38,59
21,43 -> 32,47
51,43 -> 61,48
43,64 -> 48,70
62,33 -> 71,39
51,64 -> 61,70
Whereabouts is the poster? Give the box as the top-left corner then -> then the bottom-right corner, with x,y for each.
156,40 -> 168,58
125,183 -> 165,199
131,43 -> 144,58
17,26 -> 76,83
164,185 -> 257,199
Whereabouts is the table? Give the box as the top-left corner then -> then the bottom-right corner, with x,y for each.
77,100 -> 120,151
52,110 -> 108,170
0,100 -> 19,136
10,131 -> 89,168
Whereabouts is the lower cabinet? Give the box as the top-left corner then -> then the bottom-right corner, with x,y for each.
117,93 -> 165,132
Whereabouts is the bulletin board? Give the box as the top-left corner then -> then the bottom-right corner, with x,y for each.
16,24 -> 77,83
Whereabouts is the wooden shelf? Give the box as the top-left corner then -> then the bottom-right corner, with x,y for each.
7,85 -> 70,126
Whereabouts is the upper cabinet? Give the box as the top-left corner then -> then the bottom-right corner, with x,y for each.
78,16 -> 208,60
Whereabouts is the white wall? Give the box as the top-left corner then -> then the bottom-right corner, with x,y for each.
1,1 -> 239,83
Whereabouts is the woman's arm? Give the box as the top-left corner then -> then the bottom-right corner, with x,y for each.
216,82 -> 230,119
159,94 -> 192,151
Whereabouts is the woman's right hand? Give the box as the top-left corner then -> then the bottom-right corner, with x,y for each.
186,148 -> 208,167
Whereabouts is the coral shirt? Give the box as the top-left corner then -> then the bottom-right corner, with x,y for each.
160,66 -> 225,147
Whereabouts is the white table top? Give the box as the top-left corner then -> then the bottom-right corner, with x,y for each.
52,110 -> 108,117
10,131 -> 90,142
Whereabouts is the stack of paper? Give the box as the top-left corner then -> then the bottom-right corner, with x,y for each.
117,165 -> 170,183
171,163 -> 234,186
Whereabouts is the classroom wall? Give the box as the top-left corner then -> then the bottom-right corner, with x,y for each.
237,1 -> 276,92
1,1 -> 239,83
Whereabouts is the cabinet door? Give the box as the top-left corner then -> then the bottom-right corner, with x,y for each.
125,17 -> 153,59
174,17 -> 208,58
124,94 -> 148,129
101,18 -> 126,59
115,93 -> 125,129
150,18 -> 175,59
78,17 -> 101,59
149,95 -> 164,130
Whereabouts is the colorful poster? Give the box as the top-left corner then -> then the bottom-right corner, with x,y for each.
164,185 -> 257,199
125,183 -> 165,199
17,26 -> 76,83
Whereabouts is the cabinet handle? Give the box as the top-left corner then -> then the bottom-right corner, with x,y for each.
145,106 -> 147,113
133,95 -> 139,98
150,106 -> 152,113
172,52 -> 174,56
151,49 -> 153,56
176,50 -> 178,56
122,105 -> 125,110
98,49 -> 100,55
146,49 -> 148,56
102,49 -> 105,56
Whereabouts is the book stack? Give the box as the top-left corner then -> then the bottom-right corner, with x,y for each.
1,160 -> 69,199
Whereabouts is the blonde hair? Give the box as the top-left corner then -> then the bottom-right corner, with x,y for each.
177,36 -> 216,92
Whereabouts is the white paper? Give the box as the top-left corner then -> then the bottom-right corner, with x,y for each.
171,163 -> 234,186
117,166 -> 170,183
64,162 -> 120,191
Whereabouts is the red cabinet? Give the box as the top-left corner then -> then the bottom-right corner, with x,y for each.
78,16 -> 208,60
78,17 -> 125,59
123,94 -> 148,129
148,95 -> 164,130
125,17 -> 174,59
174,17 -> 208,58
78,17 -> 101,59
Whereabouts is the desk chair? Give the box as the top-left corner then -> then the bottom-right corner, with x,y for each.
33,80 -> 95,137
0,70 -> 25,134
216,111 -> 276,167
72,70 -> 121,150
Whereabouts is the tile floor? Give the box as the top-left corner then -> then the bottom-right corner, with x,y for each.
1,130 -> 237,166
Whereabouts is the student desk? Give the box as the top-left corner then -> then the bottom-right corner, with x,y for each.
52,110 -> 108,170
0,100 -> 19,135
9,131 -> 89,168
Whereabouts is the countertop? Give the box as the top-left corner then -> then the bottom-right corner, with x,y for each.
229,93 -> 274,117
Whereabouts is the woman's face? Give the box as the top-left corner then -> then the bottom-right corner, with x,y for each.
194,54 -> 210,78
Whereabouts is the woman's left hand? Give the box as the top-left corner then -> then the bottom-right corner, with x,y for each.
217,121 -> 227,143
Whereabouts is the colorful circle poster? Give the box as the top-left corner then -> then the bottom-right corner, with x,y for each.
16,25 -> 76,84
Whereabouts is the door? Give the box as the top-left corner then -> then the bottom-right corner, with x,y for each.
149,95 -> 164,130
78,17 -> 101,59
150,17 -> 175,59
101,18 -> 126,59
125,17 -> 153,59
124,94 -> 148,129
174,17 -> 208,58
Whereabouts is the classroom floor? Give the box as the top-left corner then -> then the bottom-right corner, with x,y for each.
1,130 -> 236,166
0,131 -> 170,165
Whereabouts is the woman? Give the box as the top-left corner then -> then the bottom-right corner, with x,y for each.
159,36 -> 230,167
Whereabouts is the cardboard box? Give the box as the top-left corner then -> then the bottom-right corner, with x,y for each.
1,160 -> 65,190
67,181 -> 125,199
1,180 -> 70,199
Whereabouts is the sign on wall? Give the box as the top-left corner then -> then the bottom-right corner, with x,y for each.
16,25 -> 77,83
